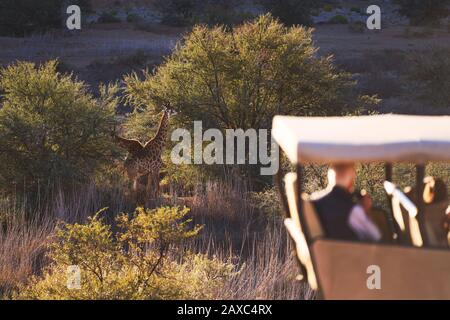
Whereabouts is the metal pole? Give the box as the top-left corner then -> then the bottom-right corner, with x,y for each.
385,163 -> 401,242
275,169 -> 307,282
296,164 -> 312,244
276,169 -> 290,219
296,164 -> 324,299
416,164 -> 429,246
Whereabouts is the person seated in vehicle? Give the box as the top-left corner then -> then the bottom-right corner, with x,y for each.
405,176 -> 449,247
311,163 -> 382,242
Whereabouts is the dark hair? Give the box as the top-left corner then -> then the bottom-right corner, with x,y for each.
423,177 -> 448,204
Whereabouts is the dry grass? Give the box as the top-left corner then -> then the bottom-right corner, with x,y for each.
0,178 -> 311,300
0,182 -> 129,298
184,180 -> 314,300
0,214 -> 51,297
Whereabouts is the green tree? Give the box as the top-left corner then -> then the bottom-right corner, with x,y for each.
124,14 -> 377,130
18,207 -> 236,299
0,61 -> 117,192
122,15 -> 377,185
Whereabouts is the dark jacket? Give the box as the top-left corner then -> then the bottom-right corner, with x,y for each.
312,186 -> 358,241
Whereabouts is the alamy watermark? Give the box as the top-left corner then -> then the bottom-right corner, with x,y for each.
367,5 -> 381,30
366,265 -> 381,290
171,121 -> 279,176
66,5 -> 81,30
67,265 -> 81,290
65,4 -> 382,31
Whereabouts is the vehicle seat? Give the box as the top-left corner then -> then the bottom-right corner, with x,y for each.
404,177 -> 449,248
366,207 -> 393,243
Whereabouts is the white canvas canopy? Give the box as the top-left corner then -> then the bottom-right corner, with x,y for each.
272,114 -> 450,164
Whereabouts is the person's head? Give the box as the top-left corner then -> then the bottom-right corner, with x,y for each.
423,176 -> 448,204
329,163 -> 356,192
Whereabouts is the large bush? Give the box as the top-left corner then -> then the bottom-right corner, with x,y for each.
394,0 -> 450,25
124,14 -> 377,130
18,207 -> 236,299
0,61 -> 117,192
122,14 -> 377,185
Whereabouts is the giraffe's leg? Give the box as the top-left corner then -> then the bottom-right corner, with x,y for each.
145,172 -> 161,207
131,178 -> 139,205
145,174 -> 155,208
133,175 -> 148,207
154,169 -> 161,201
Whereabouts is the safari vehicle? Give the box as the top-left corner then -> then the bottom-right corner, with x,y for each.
272,115 -> 450,300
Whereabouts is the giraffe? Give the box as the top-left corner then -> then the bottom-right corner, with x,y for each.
114,107 -> 175,205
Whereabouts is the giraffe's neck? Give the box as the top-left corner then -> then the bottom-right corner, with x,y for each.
152,111 -> 170,148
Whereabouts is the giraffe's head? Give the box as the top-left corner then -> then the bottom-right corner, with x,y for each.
163,104 -> 177,117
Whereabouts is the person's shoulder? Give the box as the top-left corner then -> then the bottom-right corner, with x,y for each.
310,187 -> 333,202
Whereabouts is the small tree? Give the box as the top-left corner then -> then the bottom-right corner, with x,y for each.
0,61 -> 117,192
124,14 -> 376,130
394,0 -> 450,25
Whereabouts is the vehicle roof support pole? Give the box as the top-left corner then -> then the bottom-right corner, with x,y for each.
416,164 -> 429,247
276,167 -> 308,287
296,164 -> 311,244
385,163 -> 401,243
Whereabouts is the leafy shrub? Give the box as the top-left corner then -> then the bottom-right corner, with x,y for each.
394,0 -> 450,26
329,14 -> 349,24
249,187 -> 283,218
262,0 -> 322,26
122,14 -> 377,183
0,61 -> 117,193
409,49 -> 450,107
18,207 -> 236,299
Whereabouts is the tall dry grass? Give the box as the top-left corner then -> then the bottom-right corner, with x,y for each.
0,178 -> 312,300
186,180 -> 314,300
0,182 -> 129,298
